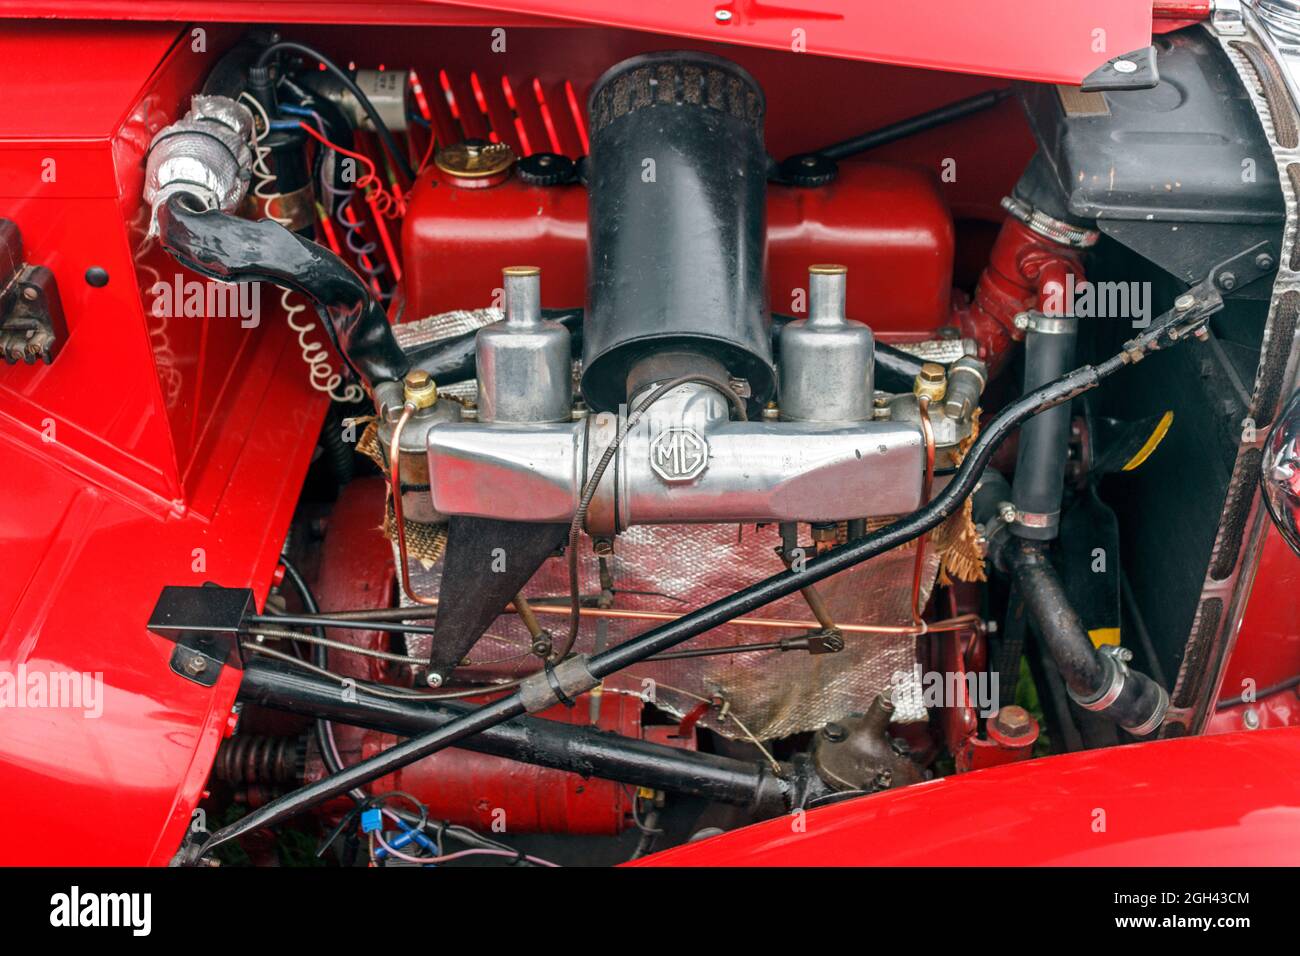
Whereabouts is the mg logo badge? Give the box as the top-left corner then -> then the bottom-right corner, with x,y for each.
649,426 -> 708,482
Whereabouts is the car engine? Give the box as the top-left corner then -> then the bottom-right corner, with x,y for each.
6,12 -> 1293,868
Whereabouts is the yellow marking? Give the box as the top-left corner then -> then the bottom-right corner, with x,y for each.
1089,627 -> 1121,648
1122,410 -> 1174,471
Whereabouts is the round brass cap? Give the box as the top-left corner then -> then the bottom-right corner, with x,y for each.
434,140 -> 516,179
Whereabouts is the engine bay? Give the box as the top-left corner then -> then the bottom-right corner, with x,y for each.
2,15 -> 1292,867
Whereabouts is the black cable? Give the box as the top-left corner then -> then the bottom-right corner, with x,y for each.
277,555 -> 367,804
255,40 -> 417,183
814,89 -> 1012,162
1216,675 -> 1300,710
187,296 -> 1219,862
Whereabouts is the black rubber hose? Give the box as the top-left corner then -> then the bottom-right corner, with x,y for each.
185,355 -> 1123,861
254,40 -> 416,183
237,659 -> 802,812
1011,318 -> 1078,540
156,195 -> 409,391
406,310 -> 926,393
974,470 -> 1167,734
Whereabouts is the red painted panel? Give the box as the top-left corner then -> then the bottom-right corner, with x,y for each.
0,1 -> 1157,84
632,728 -> 1300,866
0,21 -> 329,865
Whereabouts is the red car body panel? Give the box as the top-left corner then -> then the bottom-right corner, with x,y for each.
4,2 -> 1299,867
634,727 -> 1300,866
0,0 -> 1157,85
0,22 -> 327,864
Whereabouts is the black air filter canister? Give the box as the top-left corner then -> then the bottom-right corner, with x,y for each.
581,52 -> 775,411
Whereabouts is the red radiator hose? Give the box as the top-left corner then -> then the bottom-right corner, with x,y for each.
957,216 -> 1088,374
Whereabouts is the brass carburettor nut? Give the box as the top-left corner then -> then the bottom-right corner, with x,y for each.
403,369 -> 438,410
913,362 -> 947,403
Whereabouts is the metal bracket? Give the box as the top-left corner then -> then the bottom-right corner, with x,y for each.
147,584 -> 252,687
784,629 -> 844,654
1211,0 -> 1247,36
0,219 -> 67,365
1123,241 -> 1279,360
1081,46 -> 1160,93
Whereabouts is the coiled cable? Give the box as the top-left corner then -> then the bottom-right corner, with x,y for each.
241,92 -> 363,403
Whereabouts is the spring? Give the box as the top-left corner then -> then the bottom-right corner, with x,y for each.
321,174 -> 391,302
214,735 -> 305,785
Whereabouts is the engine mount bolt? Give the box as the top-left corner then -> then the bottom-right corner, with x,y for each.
821,722 -> 848,743
991,705 -> 1033,738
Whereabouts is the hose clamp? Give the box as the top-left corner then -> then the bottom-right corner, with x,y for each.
1013,312 -> 1079,336
1122,684 -> 1170,737
519,654 -> 599,713
1001,196 -> 1099,249
1069,644 -> 1129,713
1012,509 -> 1060,533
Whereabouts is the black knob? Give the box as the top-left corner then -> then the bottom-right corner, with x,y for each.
777,153 -> 838,188
517,152 -> 577,186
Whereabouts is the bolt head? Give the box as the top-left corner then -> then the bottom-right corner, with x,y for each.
1217,271 -> 1237,292
1174,293 -> 1196,311
821,722 -> 848,743
1243,708 -> 1261,730
1256,253 -> 1275,271
1113,58 -> 1137,74
184,655 -> 208,676
992,705 -> 1033,738
426,671 -> 445,688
